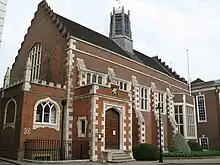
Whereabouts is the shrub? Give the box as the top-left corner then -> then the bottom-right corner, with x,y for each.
133,143 -> 159,161
169,133 -> 191,153
163,150 -> 220,158
187,140 -> 202,151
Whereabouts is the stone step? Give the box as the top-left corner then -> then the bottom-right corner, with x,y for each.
112,155 -> 131,159
109,151 -> 134,163
110,159 -> 135,163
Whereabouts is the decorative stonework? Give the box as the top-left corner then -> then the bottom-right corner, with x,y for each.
3,98 -> 17,130
103,102 -> 127,151
32,97 -> 61,131
77,116 -> 88,137
132,76 -> 145,143
107,68 -> 117,85
89,85 -> 99,161
151,82 -> 164,151
22,57 -> 32,91
76,58 -> 87,86
166,88 -> 178,134
65,37 -> 76,157
3,67 -> 10,89
127,102 -> 133,150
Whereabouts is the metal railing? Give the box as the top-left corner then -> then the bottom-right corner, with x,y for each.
24,139 -> 89,161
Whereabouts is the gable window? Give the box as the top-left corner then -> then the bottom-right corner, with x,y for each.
175,105 -> 184,135
158,92 -> 165,114
86,72 -> 103,85
77,117 -> 87,137
33,97 -> 60,131
92,75 -> 97,83
186,106 -> 196,137
140,87 -> 149,111
29,43 -> 42,81
196,95 -> 207,122
199,136 -> 209,151
4,98 -> 17,128
87,73 -> 91,84
98,76 -> 102,84
119,81 -> 128,91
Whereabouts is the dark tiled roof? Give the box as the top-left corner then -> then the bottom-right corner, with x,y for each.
191,79 -> 215,88
191,78 -> 205,85
55,14 -> 187,83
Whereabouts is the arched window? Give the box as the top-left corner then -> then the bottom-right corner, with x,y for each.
98,76 -> 102,84
35,98 -> 59,125
92,75 -> 97,83
4,98 -> 17,125
87,73 -> 91,84
29,43 -> 42,81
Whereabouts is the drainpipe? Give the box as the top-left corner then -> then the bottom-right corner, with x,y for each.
215,86 -> 220,149
60,99 -> 67,160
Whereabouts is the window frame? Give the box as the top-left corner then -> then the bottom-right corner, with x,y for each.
139,86 -> 150,111
86,71 -> 104,85
174,105 -> 184,136
29,43 -> 42,82
33,97 -> 60,131
185,105 -> 196,137
3,98 -> 17,129
118,81 -> 128,91
77,116 -> 87,138
199,136 -> 209,151
196,95 -> 207,123
157,91 -> 166,114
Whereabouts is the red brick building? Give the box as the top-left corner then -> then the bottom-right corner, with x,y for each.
0,0 -> 197,162
191,78 -> 220,151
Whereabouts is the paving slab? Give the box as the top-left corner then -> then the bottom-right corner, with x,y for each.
1,157 -> 220,165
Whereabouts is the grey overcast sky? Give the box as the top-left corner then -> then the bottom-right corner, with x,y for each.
0,0 -> 220,87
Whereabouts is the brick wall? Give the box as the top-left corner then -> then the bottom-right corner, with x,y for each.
0,84 -> 24,159
18,83 -> 66,159
193,90 -> 220,150
10,3 -> 67,85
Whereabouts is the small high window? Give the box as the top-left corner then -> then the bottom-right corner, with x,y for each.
77,117 -> 87,138
199,136 -> 209,151
98,76 -> 102,84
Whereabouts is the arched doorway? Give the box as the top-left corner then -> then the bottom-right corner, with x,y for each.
105,108 -> 120,149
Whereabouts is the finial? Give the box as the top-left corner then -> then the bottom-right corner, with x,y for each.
116,0 -> 121,8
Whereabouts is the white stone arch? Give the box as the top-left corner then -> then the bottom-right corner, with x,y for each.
33,97 -> 61,131
3,98 -> 17,129
103,102 -> 125,150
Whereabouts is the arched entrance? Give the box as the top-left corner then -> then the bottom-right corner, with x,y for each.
105,108 -> 120,149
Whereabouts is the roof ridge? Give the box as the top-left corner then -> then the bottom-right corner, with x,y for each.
152,57 -> 174,77
55,13 -> 113,44
38,1 -> 187,84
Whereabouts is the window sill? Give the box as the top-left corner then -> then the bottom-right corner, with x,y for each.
185,136 -> 197,140
78,133 -> 86,138
198,120 -> 207,123
33,123 -> 60,131
140,109 -> 150,112
3,123 -> 15,129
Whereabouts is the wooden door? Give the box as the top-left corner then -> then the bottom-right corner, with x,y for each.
105,108 -> 120,149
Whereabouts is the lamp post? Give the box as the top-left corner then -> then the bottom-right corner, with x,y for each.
156,103 -> 163,163
60,99 -> 67,160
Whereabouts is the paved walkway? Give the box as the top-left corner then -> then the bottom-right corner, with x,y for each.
1,157 -> 220,165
